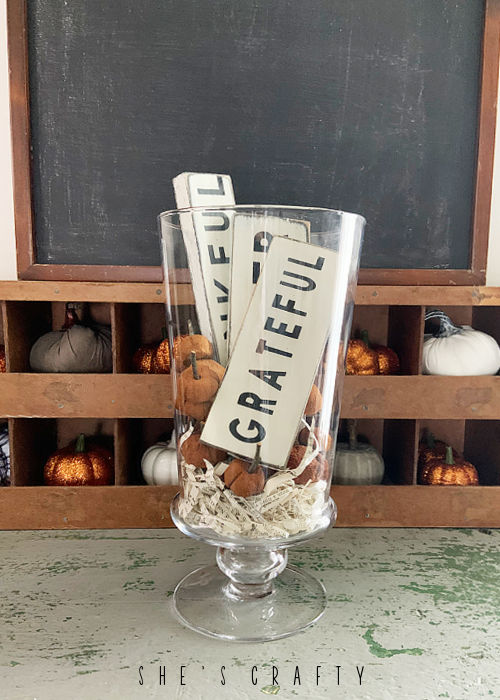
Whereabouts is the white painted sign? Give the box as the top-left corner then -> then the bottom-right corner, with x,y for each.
201,236 -> 340,468
173,173 -> 235,365
228,214 -> 310,353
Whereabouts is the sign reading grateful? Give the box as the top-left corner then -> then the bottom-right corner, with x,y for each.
228,213 -> 310,353
201,236 -> 339,467
173,173 -> 235,365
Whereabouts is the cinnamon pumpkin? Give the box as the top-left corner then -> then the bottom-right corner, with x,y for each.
304,385 -> 323,416
173,320 -> 212,371
175,353 -> 225,421
286,444 -> 328,485
224,446 -> 265,497
181,432 -> 227,469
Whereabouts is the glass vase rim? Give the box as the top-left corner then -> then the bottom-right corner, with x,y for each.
158,203 -> 366,225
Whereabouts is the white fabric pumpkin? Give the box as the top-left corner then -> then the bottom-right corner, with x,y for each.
332,420 -> 385,485
141,435 -> 178,485
423,310 -> 500,376
30,306 -> 112,373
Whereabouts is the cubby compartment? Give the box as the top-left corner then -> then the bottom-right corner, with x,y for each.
350,305 -> 424,374
2,300 -> 113,373
338,418 -> 418,484
8,418 -> 115,486
111,303 -> 169,372
419,419 -> 500,486
115,418 -> 173,484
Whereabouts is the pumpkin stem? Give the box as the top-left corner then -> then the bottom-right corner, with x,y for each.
187,319 -> 195,336
63,304 -> 79,330
425,430 -> 436,449
190,351 -> 200,380
75,433 -> 86,454
445,445 -> 454,466
347,419 -> 358,450
248,443 -> 261,474
425,309 -> 461,338
360,329 -> 371,348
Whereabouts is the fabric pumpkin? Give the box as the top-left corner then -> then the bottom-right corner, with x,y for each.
422,310 -> 500,376
30,305 -> 112,373
141,435 -> 178,485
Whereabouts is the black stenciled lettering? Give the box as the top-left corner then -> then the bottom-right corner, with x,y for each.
251,666 -> 258,686
248,369 -> 286,391
272,294 -> 306,317
238,392 -> 276,415
335,666 -> 341,685
254,230 -> 273,252
138,666 -> 144,685
159,666 -> 166,685
265,317 -> 301,339
208,245 -> 229,264
280,271 -> 316,292
197,175 -> 226,196
229,418 -> 265,443
316,666 -> 321,686
213,279 -> 228,303
202,211 -> 230,231
252,261 -> 261,284
180,666 -> 186,686
356,666 -> 364,685
293,666 -> 301,686
220,666 -> 226,685
288,255 -> 325,270
255,338 -> 292,358
272,667 -> 278,685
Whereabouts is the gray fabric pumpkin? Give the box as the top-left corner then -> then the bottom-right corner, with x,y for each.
30,305 -> 112,373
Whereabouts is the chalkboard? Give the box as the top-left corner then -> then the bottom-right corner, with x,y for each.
25,0 -> 486,272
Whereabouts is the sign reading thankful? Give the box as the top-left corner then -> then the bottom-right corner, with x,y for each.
228,214 -> 310,353
173,173 -> 235,365
201,236 -> 339,467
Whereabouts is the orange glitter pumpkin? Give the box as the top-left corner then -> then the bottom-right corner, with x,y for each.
0,345 -> 5,373
419,446 -> 479,486
132,337 -> 171,374
346,339 -> 379,375
44,433 -> 114,486
360,330 -> 400,375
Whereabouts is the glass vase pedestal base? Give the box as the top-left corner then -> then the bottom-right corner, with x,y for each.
170,494 -> 335,642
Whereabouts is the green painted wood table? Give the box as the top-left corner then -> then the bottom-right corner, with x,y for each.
1,528 -> 499,699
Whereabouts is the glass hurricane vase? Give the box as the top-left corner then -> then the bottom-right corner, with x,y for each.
159,205 -> 364,642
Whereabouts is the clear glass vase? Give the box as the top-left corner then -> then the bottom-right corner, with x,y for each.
159,205 -> 364,641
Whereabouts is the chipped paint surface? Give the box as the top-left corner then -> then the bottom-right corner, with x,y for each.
0,528 -> 499,699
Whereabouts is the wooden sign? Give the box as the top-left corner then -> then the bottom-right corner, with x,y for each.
228,214 -> 310,353
173,173 -> 235,365
201,236 -> 340,467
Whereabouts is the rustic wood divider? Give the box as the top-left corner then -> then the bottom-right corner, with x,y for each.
0,281 -> 498,528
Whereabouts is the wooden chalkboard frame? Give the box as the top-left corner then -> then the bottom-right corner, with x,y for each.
7,0 -> 500,285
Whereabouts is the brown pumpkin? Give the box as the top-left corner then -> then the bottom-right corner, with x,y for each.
304,385 -> 323,416
346,339 -> 379,375
44,433 -> 114,486
181,432 -> 227,469
173,321 -> 212,371
224,446 -> 265,497
287,444 -> 329,485
419,445 -> 479,486
175,353 -> 225,421
298,426 -> 332,452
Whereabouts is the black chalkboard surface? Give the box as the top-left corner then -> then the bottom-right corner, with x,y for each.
26,0 -> 484,271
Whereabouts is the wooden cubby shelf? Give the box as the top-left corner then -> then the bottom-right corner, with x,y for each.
0,281 -> 499,529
